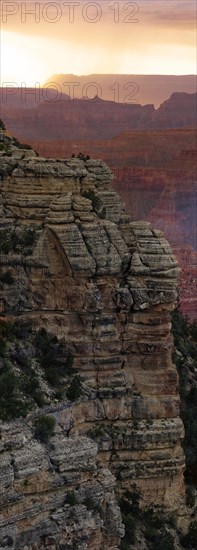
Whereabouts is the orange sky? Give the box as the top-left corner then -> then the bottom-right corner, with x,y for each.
0,0 -> 196,85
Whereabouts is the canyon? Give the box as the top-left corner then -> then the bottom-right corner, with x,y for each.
30,129 -> 197,322
1,91 -> 196,319
0,135 -> 188,548
45,74 -> 197,108
1,91 -> 196,143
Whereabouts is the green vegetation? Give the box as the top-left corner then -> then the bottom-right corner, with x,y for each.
0,142 -> 9,152
66,491 -> 78,506
66,374 -> 82,401
119,488 -> 140,548
119,497 -> 178,550
88,422 -> 127,441
0,364 -> 31,420
83,496 -> 98,511
181,521 -> 197,548
35,328 -> 75,389
141,510 -> 177,550
0,271 -> 15,285
0,319 -> 32,342
0,320 -> 80,420
34,414 -> 56,443
0,321 -> 45,418
148,528 -> 175,550
0,227 -> 37,255
88,423 -> 109,439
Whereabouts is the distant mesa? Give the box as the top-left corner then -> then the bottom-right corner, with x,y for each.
0,88 -> 196,143
45,73 -> 197,108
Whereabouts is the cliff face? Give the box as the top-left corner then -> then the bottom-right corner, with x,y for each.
29,129 -> 197,321
0,140 -> 186,548
1,91 -> 196,144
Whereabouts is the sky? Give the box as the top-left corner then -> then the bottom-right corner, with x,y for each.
0,0 -> 196,85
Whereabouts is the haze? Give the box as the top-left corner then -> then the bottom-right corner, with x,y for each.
0,0 -> 196,85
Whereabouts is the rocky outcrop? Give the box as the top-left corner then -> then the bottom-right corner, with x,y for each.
155,92 -> 197,128
0,421 -> 123,550
28,128 -> 197,320
0,139 -> 186,548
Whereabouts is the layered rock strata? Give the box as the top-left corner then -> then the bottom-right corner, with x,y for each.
0,143 -> 185,548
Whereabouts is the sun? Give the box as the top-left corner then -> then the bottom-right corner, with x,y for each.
0,31 -> 73,86
0,30 -> 111,86
1,32 -> 42,85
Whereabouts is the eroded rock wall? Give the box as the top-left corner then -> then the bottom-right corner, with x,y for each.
0,142 -> 185,548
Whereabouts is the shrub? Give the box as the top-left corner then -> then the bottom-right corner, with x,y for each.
0,320 -> 79,418
119,488 -> 141,548
119,489 -> 140,517
149,528 -> 175,550
120,542 -> 130,550
122,513 -> 136,545
35,327 -> 58,354
181,521 -> 197,548
0,320 -> 13,339
66,375 -> 82,401
11,320 -> 32,339
0,320 -> 28,343
66,491 -> 78,506
0,336 -> 6,355
142,509 -> 164,530
21,228 -> 37,247
88,424 -> 109,439
34,415 -> 56,443
54,388 -> 64,401
0,231 -> 12,254
0,366 -> 31,420
34,392 -> 46,407
83,496 -> 98,510
186,485 -> 196,508
35,328 -> 74,388
88,423 -> 123,441
22,371 -> 45,406
0,227 -> 37,255
0,271 -> 14,285
145,525 -> 157,542
190,320 -> 197,342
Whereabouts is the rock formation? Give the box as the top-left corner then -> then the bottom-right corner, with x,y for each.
0,138 -> 186,548
1,91 -> 196,144
44,74 -> 196,108
31,129 -> 197,320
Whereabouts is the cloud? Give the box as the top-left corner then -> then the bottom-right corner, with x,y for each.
139,0 -> 196,27
0,0 -> 196,82
1,0 -> 196,30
